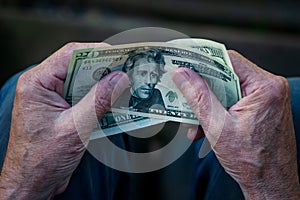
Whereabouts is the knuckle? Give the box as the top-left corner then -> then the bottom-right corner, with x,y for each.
16,71 -> 33,95
227,50 -> 241,59
272,76 -> 289,97
227,49 -> 238,56
94,95 -> 111,114
51,42 -> 82,67
63,42 -> 81,50
94,82 -> 113,114
189,87 -> 209,116
263,75 -> 289,103
57,42 -> 81,57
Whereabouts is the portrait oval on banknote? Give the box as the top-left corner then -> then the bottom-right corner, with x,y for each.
92,67 -> 111,81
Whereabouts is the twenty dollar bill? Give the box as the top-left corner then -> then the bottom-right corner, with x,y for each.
64,41 -> 241,138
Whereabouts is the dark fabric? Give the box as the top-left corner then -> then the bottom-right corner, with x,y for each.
289,77 -> 300,182
0,70 -> 22,170
54,138 -> 130,200
192,140 -> 244,200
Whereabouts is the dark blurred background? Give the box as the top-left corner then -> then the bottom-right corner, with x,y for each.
0,1 -> 300,199
0,0 -> 300,199
1,0 -> 300,87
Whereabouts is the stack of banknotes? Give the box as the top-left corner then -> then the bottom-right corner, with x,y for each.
63,38 -> 241,140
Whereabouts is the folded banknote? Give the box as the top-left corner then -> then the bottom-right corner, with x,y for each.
63,39 -> 241,139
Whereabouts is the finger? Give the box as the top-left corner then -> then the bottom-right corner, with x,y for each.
227,50 -> 277,94
43,42 -> 110,79
172,67 -> 227,145
227,50 -> 286,104
227,50 -> 263,84
187,126 -> 205,141
36,42 -> 110,95
181,123 -> 197,129
60,71 -> 129,142
181,123 -> 204,141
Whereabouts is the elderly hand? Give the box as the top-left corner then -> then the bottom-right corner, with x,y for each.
173,50 -> 300,199
0,43 -> 129,199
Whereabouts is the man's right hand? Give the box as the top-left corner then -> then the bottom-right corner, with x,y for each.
0,43 -> 129,199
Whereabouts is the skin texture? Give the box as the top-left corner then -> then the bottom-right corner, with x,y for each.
0,43 -> 129,199
173,50 -> 300,199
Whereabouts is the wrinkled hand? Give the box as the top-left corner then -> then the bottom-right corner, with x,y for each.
0,43 -> 129,199
173,50 -> 300,199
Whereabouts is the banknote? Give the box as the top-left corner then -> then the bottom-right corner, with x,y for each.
167,38 -> 241,101
167,38 -> 233,70
64,42 -> 241,138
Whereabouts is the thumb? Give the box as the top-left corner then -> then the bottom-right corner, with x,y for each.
172,67 -> 227,146
65,71 -> 129,142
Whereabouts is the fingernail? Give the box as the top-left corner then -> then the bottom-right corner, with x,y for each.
173,68 -> 190,89
187,128 -> 199,141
